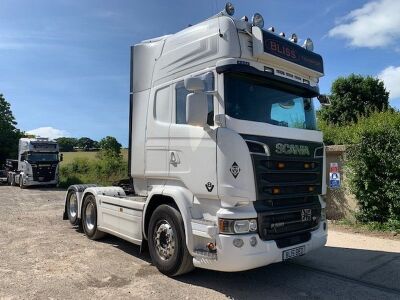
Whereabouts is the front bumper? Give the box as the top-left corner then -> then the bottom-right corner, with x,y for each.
23,178 -> 58,186
193,222 -> 327,272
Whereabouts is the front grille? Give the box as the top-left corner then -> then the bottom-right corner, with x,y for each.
32,163 -> 57,182
242,134 -> 324,243
252,155 -> 323,199
258,205 -> 321,241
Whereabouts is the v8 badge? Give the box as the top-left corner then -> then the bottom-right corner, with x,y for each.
205,182 -> 214,192
230,162 -> 240,179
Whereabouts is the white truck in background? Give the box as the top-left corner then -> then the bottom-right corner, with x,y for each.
63,3 -> 329,276
7,137 -> 61,188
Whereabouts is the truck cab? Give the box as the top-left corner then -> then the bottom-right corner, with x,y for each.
13,137 -> 61,188
64,3 -> 328,276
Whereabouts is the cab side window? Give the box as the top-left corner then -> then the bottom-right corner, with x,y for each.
175,72 -> 214,126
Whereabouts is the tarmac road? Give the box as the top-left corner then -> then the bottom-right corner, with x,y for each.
0,185 -> 399,299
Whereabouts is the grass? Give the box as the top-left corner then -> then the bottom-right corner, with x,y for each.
58,149 -> 129,188
61,148 -> 128,164
334,218 -> 400,234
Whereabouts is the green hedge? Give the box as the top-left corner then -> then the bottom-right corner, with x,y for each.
319,111 -> 400,227
346,127 -> 400,223
59,154 -> 128,188
318,110 -> 400,145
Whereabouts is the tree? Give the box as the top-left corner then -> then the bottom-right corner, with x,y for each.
0,94 -> 23,164
56,137 -> 78,152
319,74 -> 389,125
98,136 -> 122,157
77,137 -> 96,150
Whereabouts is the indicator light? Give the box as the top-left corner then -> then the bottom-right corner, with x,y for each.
272,187 -> 280,194
277,162 -> 285,169
308,186 -> 315,192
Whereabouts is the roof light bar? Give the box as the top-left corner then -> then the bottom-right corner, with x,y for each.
303,38 -> 314,51
290,33 -> 298,44
225,2 -> 235,16
252,13 -> 264,29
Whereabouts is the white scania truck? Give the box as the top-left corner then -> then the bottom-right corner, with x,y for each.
7,137 -> 61,188
63,3 -> 328,276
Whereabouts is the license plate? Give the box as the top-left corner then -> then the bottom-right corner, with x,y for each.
282,245 -> 306,261
39,177 -> 44,181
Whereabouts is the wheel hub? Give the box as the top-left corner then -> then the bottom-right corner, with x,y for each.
69,194 -> 78,218
85,202 -> 95,231
154,220 -> 175,261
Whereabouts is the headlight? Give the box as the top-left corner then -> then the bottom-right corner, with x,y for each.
219,218 -> 258,234
321,208 -> 326,221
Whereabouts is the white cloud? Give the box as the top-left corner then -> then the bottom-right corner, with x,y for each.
26,127 -> 70,139
328,0 -> 400,48
378,66 -> 400,100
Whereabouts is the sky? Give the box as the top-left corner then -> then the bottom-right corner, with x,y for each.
1,0 -> 400,146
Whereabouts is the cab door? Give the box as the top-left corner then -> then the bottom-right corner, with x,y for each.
145,85 -> 172,183
168,72 -> 218,199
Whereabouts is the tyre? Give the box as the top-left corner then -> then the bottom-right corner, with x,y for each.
81,194 -> 105,240
19,177 -> 25,189
148,205 -> 194,276
66,190 -> 80,226
11,175 -> 16,186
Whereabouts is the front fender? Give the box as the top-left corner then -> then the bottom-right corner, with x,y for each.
142,185 -> 195,255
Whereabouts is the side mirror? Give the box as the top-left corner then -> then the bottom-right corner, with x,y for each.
186,93 -> 208,127
318,95 -> 331,106
184,77 -> 205,92
60,153 -> 63,162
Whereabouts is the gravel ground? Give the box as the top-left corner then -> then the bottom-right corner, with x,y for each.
0,185 -> 399,299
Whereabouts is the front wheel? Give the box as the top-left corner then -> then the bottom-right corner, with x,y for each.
19,176 -> 25,189
148,205 -> 194,276
81,194 -> 105,240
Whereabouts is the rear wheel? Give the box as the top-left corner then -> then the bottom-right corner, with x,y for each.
148,205 -> 194,276
81,194 -> 105,240
66,190 -> 79,226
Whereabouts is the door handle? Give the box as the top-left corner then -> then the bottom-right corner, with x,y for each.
170,151 -> 180,165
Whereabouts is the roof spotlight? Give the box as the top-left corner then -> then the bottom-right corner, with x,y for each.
303,38 -> 314,51
225,2 -> 235,16
252,13 -> 264,29
279,32 -> 286,38
290,33 -> 298,44
268,26 -> 275,32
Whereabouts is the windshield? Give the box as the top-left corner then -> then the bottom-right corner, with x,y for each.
28,153 -> 59,162
224,73 -> 317,130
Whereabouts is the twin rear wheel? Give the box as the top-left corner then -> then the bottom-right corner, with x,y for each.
65,192 -> 193,276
